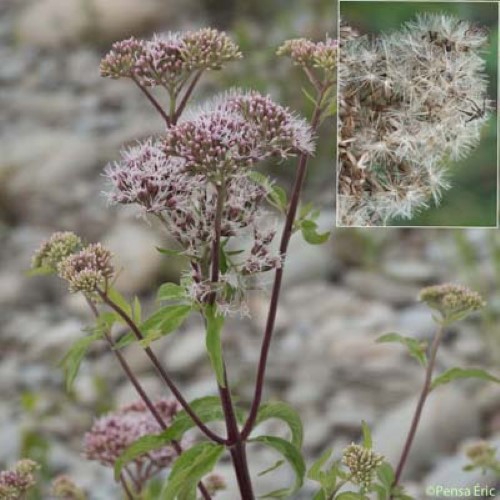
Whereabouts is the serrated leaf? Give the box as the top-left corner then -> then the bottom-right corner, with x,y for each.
107,287 -> 132,318
249,171 -> 288,212
157,283 -> 186,302
300,219 -> 330,245
205,305 -> 226,387
59,332 -> 101,391
251,436 -> 305,498
115,397 -> 229,480
254,401 -> 303,448
139,305 -> 192,348
362,420 -> 372,449
161,442 -> 224,500
376,333 -> 427,367
258,459 -> 285,477
431,367 -> 500,391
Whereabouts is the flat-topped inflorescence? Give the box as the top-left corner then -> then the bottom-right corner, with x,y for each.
100,28 -> 241,88
338,14 -> 492,226
277,37 -> 338,74
31,231 -> 82,272
342,443 -> 384,487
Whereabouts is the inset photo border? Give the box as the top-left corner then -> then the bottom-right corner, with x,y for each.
337,1 -> 498,227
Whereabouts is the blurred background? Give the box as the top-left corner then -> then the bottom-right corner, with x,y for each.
341,1 -> 498,227
1,0 -> 500,498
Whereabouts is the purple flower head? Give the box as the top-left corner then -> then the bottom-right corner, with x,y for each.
105,138 -> 198,215
163,90 -> 314,175
100,29 -> 241,87
83,399 -> 186,485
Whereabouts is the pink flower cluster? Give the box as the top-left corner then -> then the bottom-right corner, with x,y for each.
277,37 -> 338,73
100,29 -> 241,87
83,399 -> 185,485
163,90 -> 314,175
0,459 -> 39,500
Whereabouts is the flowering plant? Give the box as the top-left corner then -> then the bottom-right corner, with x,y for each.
17,24 -> 498,500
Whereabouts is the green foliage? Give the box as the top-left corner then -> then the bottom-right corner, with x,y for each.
114,397 -> 232,480
254,401 -> 304,448
157,283 -> 187,302
307,448 -> 339,497
205,305 -> 226,387
361,421 -> 372,449
107,287 -> 133,318
430,367 -> 500,391
161,442 -> 225,499
376,333 -> 427,367
249,171 -> 288,213
250,435 -> 305,498
59,331 -> 101,392
295,203 -> 330,244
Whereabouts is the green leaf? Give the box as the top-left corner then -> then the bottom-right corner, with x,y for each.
254,401 -> 303,448
313,491 -> 327,500
115,397 -> 228,480
132,296 -> 142,324
113,331 -> 136,350
431,367 -> 500,391
107,287 -> 132,318
258,459 -> 285,477
249,171 -> 288,212
59,332 -> 101,391
161,442 -> 224,499
156,247 -> 185,257
376,462 -> 395,489
140,305 -> 192,336
157,283 -> 186,302
336,493 -> 366,500
26,266 -> 54,277
300,219 -> 330,245
205,305 -> 226,387
376,333 -> 428,367
362,421 -> 372,449
251,436 -> 305,498
302,87 -> 318,107
307,448 -> 333,482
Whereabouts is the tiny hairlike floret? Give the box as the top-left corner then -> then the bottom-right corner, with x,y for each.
0,459 -> 39,500
419,283 -> 485,321
342,444 -> 384,487
58,243 -> 114,294
32,231 -> 83,272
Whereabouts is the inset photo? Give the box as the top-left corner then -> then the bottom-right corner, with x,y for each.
337,1 -> 498,227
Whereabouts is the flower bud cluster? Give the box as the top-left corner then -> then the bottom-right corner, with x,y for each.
58,243 -> 114,294
83,399 -> 185,484
465,440 -> 497,469
419,283 -> 485,322
51,475 -> 87,500
277,37 -> 338,73
342,444 -> 384,487
100,29 -> 241,87
338,14 -> 491,226
31,231 -> 82,272
0,459 -> 39,500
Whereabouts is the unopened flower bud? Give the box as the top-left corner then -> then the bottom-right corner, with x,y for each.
31,232 -> 82,272
51,475 -> 87,500
342,444 -> 384,487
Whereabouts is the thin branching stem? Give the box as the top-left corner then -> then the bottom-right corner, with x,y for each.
173,70 -> 204,124
84,297 -> 212,500
131,75 -> 171,126
97,289 -> 226,445
392,324 -> 445,492
242,82 -> 330,440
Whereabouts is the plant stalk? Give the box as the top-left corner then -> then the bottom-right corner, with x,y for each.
209,182 -> 256,498
131,75 -> 171,126
392,324 -> 445,491
242,84 -> 328,439
98,290 -> 225,445
85,297 -> 212,500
